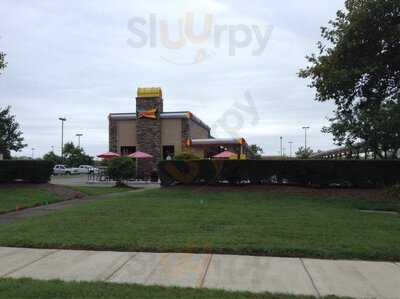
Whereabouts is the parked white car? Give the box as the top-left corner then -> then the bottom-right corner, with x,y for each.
53,164 -> 81,175
78,165 -> 99,174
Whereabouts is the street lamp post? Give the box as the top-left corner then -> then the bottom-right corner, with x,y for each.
31,148 -> 35,159
59,118 -> 67,159
288,141 -> 293,158
76,133 -> 83,148
302,126 -> 310,149
280,136 -> 283,157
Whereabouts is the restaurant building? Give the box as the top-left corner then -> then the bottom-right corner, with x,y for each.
108,87 -> 248,176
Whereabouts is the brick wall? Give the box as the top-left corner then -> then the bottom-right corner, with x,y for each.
136,97 -> 163,177
109,118 -> 118,153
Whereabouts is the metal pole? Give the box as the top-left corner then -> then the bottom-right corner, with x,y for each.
61,121 -> 63,157
302,126 -> 310,149
76,133 -> 83,148
31,148 -> 35,159
289,141 -> 293,158
59,118 -> 66,159
280,136 -> 283,157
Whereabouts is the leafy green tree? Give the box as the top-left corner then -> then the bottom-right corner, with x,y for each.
295,146 -> 314,159
249,144 -> 263,159
0,106 -> 26,159
43,151 -> 63,165
62,142 -> 94,167
107,157 -> 135,187
299,0 -> 400,158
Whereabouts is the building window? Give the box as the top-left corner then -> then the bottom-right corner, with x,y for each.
121,146 -> 136,156
163,145 -> 175,160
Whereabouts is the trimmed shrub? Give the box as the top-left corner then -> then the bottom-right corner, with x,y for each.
158,160 -> 400,188
174,152 -> 200,161
0,160 -> 54,183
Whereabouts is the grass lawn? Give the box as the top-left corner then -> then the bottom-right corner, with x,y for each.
0,188 -> 399,261
65,186 -> 134,196
0,187 -> 61,214
0,278 -> 349,299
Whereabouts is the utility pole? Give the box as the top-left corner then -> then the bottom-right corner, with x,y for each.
302,126 -> 310,149
280,136 -> 283,157
288,141 -> 293,158
76,133 -> 83,148
59,118 -> 67,159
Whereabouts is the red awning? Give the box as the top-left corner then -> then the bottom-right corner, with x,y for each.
128,151 -> 153,159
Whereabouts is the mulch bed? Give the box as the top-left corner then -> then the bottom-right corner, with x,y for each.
178,184 -> 390,201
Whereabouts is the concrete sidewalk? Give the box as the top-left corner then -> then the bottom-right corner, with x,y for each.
0,247 -> 399,298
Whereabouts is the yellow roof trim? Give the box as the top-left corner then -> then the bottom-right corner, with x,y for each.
137,87 -> 162,98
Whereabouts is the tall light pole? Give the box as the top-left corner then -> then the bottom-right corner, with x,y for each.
31,148 -> 35,159
280,136 -> 283,157
59,118 -> 67,159
76,133 -> 83,148
288,141 -> 293,158
302,126 -> 310,149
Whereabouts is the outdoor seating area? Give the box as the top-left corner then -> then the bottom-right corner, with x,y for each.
86,170 -> 158,184
94,150 -> 158,183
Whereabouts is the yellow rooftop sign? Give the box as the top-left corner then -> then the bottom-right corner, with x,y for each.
137,87 -> 162,98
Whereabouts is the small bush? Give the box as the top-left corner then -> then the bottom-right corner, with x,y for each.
386,184 -> 400,200
0,160 -> 54,183
107,157 -> 135,186
174,152 -> 200,161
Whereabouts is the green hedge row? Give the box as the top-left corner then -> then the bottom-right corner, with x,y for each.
158,160 -> 400,187
0,160 -> 54,183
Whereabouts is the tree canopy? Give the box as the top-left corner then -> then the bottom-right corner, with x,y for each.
249,144 -> 263,159
0,106 -> 26,159
62,142 -> 94,167
295,146 -> 314,159
42,151 -> 64,165
43,142 -> 93,167
299,0 -> 400,158
107,157 -> 135,186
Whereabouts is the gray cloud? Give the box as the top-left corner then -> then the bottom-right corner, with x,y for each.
0,0 -> 345,158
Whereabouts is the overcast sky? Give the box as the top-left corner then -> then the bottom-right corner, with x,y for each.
0,0 -> 345,158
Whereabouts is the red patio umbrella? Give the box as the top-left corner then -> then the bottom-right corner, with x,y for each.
213,150 -> 236,159
128,151 -> 153,159
128,151 -> 153,178
97,152 -> 120,160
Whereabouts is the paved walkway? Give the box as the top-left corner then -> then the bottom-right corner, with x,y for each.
51,174 -> 160,189
0,247 -> 399,298
0,188 -> 157,224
